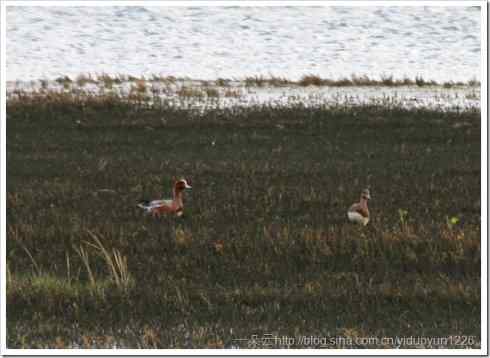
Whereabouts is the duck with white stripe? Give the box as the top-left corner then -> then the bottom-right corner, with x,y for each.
138,179 -> 192,217
347,188 -> 371,226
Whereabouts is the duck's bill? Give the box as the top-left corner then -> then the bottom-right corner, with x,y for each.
362,190 -> 371,200
180,179 -> 192,189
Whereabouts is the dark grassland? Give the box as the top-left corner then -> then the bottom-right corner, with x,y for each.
6,93 -> 481,348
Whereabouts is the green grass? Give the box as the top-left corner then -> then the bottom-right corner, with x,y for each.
6,91 -> 481,348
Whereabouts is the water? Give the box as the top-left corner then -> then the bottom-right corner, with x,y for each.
6,6 -> 481,82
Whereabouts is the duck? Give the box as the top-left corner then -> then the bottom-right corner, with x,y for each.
137,178 -> 192,217
347,188 -> 371,226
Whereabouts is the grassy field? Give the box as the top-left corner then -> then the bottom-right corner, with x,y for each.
6,91 -> 481,348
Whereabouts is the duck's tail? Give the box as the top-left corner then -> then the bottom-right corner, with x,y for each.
137,200 -> 151,211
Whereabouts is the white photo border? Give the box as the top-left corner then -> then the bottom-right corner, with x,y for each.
1,0 -> 487,355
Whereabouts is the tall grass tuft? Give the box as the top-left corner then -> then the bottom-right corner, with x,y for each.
85,230 -> 133,292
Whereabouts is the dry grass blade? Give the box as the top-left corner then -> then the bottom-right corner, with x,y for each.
65,252 -> 71,283
7,263 -> 12,285
112,249 -> 131,289
18,242 -> 41,276
74,245 -> 96,287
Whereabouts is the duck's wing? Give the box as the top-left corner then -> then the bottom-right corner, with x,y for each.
138,199 -> 173,210
148,199 -> 173,208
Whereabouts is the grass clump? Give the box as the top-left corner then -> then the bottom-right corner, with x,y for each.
245,75 -> 268,87
415,76 -> 437,87
299,74 -> 326,86
176,86 -> 204,98
55,76 -> 73,90
215,78 -> 231,87
84,230 -> 133,292
204,87 -> 220,98
98,73 -> 123,89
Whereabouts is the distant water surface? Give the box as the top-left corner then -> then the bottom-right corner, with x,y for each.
6,6 -> 481,82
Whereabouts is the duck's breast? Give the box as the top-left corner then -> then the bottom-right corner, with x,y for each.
347,211 -> 369,226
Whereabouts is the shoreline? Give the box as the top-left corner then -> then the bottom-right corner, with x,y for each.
7,74 -> 481,113
7,73 -> 481,89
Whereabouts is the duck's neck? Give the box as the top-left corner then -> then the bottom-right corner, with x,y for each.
173,188 -> 184,208
359,197 -> 369,210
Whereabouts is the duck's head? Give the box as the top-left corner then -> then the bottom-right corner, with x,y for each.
361,188 -> 371,201
174,178 -> 192,192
